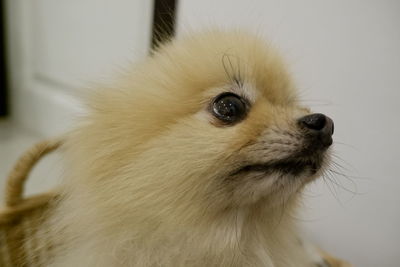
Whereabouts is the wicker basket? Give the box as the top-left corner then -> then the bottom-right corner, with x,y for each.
0,140 -> 61,266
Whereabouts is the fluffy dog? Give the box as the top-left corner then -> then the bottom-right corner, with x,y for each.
44,30 -> 348,266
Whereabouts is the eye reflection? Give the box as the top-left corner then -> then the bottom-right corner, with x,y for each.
212,93 -> 247,124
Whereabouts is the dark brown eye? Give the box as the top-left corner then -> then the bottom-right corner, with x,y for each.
212,93 -> 247,124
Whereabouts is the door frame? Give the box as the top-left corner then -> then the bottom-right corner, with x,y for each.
5,0 -> 84,136
5,0 -> 178,137
0,0 -> 8,116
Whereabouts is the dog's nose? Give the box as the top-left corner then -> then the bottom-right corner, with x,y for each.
299,113 -> 326,131
298,113 -> 334,147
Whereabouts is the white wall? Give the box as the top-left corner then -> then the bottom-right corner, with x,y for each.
177,1 -> 400,266
6,0 -> 153,137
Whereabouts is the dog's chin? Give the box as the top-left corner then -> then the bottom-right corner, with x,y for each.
223,150 -> 331,207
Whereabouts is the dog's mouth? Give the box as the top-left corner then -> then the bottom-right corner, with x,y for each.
234,159 -> 320,176
230,152 -> 326,178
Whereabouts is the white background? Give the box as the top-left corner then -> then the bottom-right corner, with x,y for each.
3,1 -> 400,266
177,1 -> 400,266
5,0 -> 153,136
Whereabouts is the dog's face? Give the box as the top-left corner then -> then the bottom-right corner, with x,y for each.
74,31 -> 333,218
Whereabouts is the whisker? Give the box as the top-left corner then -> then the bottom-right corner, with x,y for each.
327,170 -> 345,188
221,53 -> 243,87
334,141 -> 359,150
324,173 -> 340,199
328,168 -> 357,189
325,170 -> 360,196
236,56 -> 243,87
321,173 -> 344,207
330,153 -> 354,169
221,54 -> 235,83
329,159 -> 351,172
328,167 -> 368,182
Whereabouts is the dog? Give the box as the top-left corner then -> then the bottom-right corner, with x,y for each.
43,30 -> 350,266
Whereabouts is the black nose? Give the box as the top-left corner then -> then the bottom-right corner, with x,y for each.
299,113 -> 328,131
298,113 -> 334,147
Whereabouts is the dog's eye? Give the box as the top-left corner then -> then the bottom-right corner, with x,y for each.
212,93 -> 247,124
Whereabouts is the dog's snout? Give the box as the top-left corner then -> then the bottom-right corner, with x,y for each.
298,113 -> 334,147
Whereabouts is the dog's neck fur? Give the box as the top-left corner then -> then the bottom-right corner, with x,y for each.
45,191 -> 313,267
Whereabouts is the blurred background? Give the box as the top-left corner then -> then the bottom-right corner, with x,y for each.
0,1 -> 399,266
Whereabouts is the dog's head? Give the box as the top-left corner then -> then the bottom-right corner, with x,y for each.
70,30 -> 333,221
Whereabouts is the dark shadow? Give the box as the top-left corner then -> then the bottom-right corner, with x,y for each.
151,0 -> 178,51
0,0 -> 8,117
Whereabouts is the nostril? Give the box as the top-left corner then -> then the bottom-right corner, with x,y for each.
299,113 -> 327,131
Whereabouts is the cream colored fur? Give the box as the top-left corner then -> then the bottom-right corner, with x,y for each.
42,30 -> 333,266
